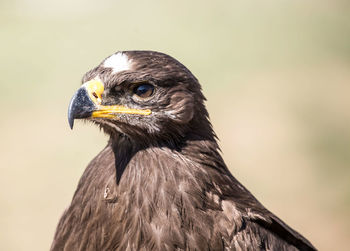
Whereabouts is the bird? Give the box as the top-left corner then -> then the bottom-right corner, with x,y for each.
51,50 -> 316,251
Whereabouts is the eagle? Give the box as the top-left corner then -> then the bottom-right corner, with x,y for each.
51,51 -> 316,251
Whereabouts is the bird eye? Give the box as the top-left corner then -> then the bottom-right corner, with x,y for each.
133,84 -> 154,98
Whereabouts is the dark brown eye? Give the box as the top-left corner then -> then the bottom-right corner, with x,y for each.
133,84 -> 154,98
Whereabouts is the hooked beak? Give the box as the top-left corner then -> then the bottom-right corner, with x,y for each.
68,79 -> 151,129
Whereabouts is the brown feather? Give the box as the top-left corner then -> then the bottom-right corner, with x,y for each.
52,51 -> 316,251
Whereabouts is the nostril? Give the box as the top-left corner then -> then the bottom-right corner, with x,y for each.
92,92 -> 98,99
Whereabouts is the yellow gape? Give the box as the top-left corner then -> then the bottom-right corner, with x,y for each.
83,79 -> 152,118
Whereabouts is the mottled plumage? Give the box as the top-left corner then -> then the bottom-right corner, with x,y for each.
52,51 -> 316,250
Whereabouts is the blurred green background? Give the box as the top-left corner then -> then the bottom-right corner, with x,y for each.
1,0 -> 349,250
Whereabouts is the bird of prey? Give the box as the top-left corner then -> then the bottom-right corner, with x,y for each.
51,51 -> 316,251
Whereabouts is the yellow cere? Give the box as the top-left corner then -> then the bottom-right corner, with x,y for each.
84,79 -> 104,105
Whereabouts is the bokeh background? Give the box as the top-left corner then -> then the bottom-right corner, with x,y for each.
1,0 -> 349,250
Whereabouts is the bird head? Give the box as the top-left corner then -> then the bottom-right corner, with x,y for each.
68,51 -> 212,145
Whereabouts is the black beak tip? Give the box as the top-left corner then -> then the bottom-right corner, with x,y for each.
68,114 -> 74,129
67,87 -> 96,130
68,96 -> 76,129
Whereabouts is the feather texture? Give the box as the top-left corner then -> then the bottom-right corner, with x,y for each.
52,51 -> 316,251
